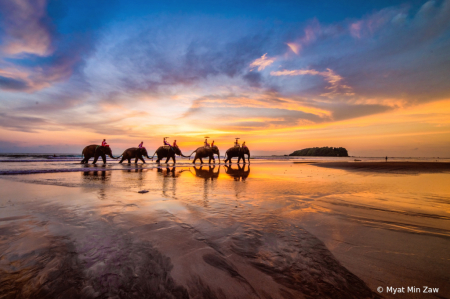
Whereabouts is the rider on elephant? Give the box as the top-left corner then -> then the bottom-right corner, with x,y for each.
204,139 -> 210,147
173,140 -> 177,147
211,140 -> 215,147
102,139 -> 109,147
242,141 -> 246,148
138,141 -> 145,149
164,138 -> 170,146
234,138 -> 240,147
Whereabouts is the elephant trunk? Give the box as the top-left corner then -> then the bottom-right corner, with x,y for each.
247,151 -> 251,163
218,150 -> 220,164
179,150 -> 190,158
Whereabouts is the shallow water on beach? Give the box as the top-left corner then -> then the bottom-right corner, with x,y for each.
0,161 -> 449,298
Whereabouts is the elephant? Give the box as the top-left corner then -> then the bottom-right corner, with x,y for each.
81,145 -> 119,164
151,146 -> 188,163
189,145 -> 220,164
224,164 -> 250,181
119,147 -> 152,164
224,146 -> 250,164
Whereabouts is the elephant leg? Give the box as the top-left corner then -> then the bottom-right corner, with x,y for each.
165,156 -> 170,163
172,156 -> 176,164
237,156 -> 241,164
93,154 -> 99,164
140,156 -> 145,163
128,158 -> 131,163
119,157 -> 124,163
200,157 -> 204,164
102,155 -> 106,164
243,155 -> 246,164
192,156 -> 197,164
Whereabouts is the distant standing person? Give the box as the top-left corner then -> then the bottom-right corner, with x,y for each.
385,156 -> 388,162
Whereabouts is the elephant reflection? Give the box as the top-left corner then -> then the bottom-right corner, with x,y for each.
82,171 -> 111,200
157,167 -> 189,178
82,170 -> 111,182
192,165 -> 220,180
224,164 -> 250,181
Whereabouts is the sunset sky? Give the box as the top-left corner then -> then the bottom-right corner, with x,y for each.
0,0 -> 449,156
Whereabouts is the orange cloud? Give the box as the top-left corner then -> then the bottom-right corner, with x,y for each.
249,53 -> 275,71
286,43 -> 301,54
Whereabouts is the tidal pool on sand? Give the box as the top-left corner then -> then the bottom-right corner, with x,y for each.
0,162 -> 449,298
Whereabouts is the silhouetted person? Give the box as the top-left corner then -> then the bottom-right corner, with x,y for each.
385,156 -> 388,162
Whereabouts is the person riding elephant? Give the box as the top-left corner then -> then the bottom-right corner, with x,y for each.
224,143 -> 250,164
151,144 -> 189,163
119,147 -> 152,164
81,144 -> 119,164
189,145 -> 220,164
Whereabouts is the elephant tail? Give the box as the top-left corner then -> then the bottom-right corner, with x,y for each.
150,150 -> 158,161
187,149 -> 197,160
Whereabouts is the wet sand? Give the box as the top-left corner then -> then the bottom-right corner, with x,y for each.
1,162 -> 449,298
314,161 -> 450,174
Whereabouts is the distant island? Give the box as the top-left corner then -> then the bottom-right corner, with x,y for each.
289,147 -> 349,157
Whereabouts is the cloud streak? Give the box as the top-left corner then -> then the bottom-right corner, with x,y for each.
271,68 -> 354,97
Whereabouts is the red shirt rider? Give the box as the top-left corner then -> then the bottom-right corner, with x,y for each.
211,140 -> 214,147
173,140 -> 177,147
101,139 -> 109,147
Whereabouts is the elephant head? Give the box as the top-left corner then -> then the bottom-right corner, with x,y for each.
211,146 -> 220,163
100,146 -> 119,159
173,146 -> 185,157
138,148 -> 151,159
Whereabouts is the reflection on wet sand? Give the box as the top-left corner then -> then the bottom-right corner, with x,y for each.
224,164 -> 250,181
192,165 -> 220,180
1,162 -> 449,298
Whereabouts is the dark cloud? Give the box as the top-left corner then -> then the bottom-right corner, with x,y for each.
300,1 -> 450,102
0,76 -> 29,91
0,113 -> 53,133
330,104 -> 393,121
243,72 -> 263,87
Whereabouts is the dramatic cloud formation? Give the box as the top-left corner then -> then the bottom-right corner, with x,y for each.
0,0 -> 449,156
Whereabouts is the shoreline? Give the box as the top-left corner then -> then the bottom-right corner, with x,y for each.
313,161 -> 450,174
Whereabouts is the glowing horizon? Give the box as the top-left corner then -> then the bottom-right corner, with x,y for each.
1,0 -> 450,157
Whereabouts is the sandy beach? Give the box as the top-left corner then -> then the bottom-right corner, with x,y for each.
0,160 -> 449,298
